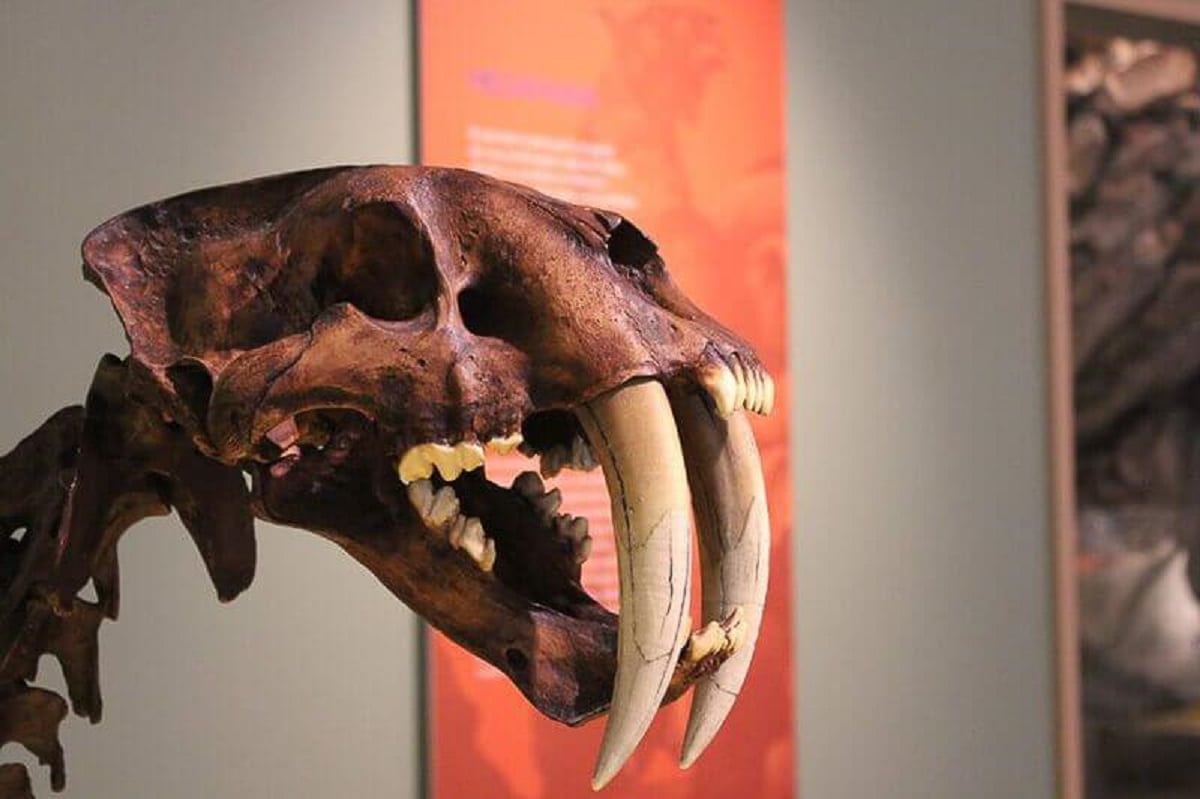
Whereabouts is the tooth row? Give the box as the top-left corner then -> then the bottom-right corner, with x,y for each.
396,433 -> 524,484
513,470 -> 592,564
534,435 -> 597,478
698,360 -> 775,417
406,479 -> 497,572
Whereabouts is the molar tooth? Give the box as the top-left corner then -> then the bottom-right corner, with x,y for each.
512,470 -> 545,498
456,517 -> 494,571
429,486 -> 460,529
487,432 -> 524,455
397,447 -> 434,484
448,515 -> 469,547
406,479 -> 435,517
698,364 -> 738,418
457,442 -> 485,472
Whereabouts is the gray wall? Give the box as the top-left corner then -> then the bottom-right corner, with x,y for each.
0,2 -> 419,796
788,2 -> 1058,798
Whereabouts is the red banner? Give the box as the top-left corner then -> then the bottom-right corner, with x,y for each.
419,2 -> 792,795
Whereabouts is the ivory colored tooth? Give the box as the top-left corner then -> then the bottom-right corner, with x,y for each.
457,442 -> 486,472
745,366 -> 761,413
577,379 -> 693,791
478,537 -> 497,572
457,517 -> 493,570
487,432 -> 524,455
729,359 -> 748,411
448,515 -> 468,547
406,479 -> 435,517
761,373 -> 776,416
513,471 -> 545,498
669,389 -> 771,769
397,448 -> 434,484
428,487 -> 460,529
533,488 -> 563,518
698,365 -> 737,418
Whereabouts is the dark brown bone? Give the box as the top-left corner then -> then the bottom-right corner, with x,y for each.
81,167 -> 758,464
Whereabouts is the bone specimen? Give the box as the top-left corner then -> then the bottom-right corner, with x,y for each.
0,166 -> 775,794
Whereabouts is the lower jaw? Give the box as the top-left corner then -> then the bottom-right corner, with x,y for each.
252,435 -> 625,725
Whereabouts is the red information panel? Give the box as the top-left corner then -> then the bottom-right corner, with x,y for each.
419,2 -> 792,796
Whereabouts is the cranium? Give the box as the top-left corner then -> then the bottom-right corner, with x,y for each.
0,166 -> 774,793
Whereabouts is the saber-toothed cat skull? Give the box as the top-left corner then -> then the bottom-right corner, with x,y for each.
0,166 -> 774,794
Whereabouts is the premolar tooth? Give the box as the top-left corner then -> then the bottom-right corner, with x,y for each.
540,446 -> 566,478
570,435 -> 597,471
406,479 -> 435,517
698,365 -> 738,417
456,517 -> 495,571
429,486 -> 460,529
513,471 -> 545,498
575,536 -> 593,565
533,487 -> 563,518
487,432 -> 524,455
567,515 -> 589,541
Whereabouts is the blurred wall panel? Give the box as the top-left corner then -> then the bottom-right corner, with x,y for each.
788,2 -> 1058,798
0,2 -> 419,796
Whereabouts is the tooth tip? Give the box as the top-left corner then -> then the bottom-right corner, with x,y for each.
591,759 -> 621,791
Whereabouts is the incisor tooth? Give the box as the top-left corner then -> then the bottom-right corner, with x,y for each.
730,359 -> 748,410
698,365 -> 738,417
761,373 -> 776,416
744,365 -> 759,412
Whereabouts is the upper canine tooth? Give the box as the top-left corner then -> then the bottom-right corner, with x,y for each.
577,379 -> 693,790
513,471 -> 545,498
487,432 -> 524,455
698,365 -> 738,418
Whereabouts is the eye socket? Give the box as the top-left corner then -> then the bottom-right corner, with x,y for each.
458,285 -> 505,338
606,219 -> 658,269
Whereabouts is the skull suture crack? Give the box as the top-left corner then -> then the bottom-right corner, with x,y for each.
0,166 -> 774,795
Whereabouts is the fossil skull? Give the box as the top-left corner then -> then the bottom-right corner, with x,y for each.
2,166 -> 773,791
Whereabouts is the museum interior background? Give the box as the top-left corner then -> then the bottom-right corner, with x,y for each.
1,1 -> 1074,797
